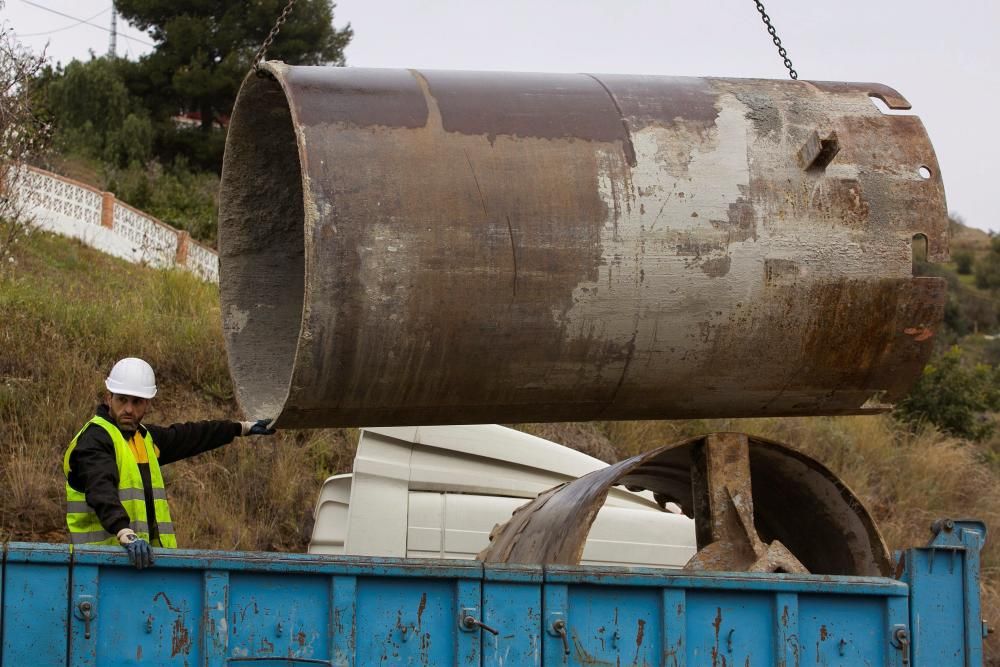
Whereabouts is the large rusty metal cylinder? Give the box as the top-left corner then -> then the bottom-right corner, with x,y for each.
219,63 -> 947,427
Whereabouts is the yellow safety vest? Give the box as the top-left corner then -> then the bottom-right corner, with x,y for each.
63,415 -> 177,548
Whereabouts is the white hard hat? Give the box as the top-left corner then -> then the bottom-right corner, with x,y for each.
105,358 -> 157,399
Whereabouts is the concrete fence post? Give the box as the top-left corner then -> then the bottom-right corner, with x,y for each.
175,230 -> 190,267
100,192 -> 115,229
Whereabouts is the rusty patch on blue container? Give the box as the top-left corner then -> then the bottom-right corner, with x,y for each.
171,617 -> 191,657
417,592 -> 427,628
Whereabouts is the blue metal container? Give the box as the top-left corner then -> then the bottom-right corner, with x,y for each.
0,521 -> 986,666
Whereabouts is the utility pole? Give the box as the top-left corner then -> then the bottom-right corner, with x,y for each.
108,3 -> 117,58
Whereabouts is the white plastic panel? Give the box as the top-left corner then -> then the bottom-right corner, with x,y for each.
404,491 -> 696,568
310,424 -> 698,566
309,475 -> 351,555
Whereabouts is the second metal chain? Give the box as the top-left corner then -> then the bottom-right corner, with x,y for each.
752,0 -> 798,80
252,0 -> 298,74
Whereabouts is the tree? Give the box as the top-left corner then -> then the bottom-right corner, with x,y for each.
0,6 -> 49,266
116,0 -> 352,137
44,57 -> 153,167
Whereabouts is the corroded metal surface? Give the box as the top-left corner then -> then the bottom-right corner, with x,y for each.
478,433 -> 892,577
219,64 -> 948,427
685,433 -> 808,573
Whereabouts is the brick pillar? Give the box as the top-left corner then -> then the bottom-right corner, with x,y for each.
175,230 -> 190,267
100,192 -> 115,229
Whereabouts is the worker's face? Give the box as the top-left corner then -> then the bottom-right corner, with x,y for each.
106,392 -> 150,430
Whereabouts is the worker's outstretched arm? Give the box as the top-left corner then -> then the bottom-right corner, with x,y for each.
148,418 -> 276,465
147,419 -> 243,464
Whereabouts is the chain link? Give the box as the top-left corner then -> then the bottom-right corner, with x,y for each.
252,0 -> 298,75
752,0 -> 798,80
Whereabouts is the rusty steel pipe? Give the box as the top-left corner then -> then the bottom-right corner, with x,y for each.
219,63 -> 948,427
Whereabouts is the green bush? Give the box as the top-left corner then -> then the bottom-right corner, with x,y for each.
108,113 -> 154,166
895,346 -> 1000,441
954,250 -> 975,275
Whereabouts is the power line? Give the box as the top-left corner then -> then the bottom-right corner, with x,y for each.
18,0 -> 154,47
13,6 -> 108,37
118,32 -> 149,50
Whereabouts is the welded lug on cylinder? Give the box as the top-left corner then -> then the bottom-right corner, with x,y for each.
684,433 -> 807,573
798,130 -> 840,171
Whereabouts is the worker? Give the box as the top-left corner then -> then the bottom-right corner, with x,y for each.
63,357 -> 276,569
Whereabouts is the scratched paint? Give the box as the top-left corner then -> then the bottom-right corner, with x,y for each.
560,95 -> 754,379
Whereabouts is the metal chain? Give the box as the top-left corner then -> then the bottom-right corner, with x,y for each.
251,0 -> 298,74
752,0 -> 798,80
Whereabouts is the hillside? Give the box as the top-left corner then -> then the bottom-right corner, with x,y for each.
2,230 -> 999,657
951,218 -> 994,253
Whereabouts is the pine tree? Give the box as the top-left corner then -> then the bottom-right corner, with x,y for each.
115,0 -> 352,132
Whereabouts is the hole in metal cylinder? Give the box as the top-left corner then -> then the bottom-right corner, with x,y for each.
911,233 -> 928,274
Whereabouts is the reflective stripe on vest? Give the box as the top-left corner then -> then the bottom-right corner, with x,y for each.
64,415 -> 178,548
66,488 -> 168,513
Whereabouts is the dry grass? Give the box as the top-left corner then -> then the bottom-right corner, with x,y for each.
3,232 -> 999,659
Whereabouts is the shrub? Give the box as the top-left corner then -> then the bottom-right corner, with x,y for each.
104,159 -> 219,243
895,346 -> 1000,441
954,250 -> 975,275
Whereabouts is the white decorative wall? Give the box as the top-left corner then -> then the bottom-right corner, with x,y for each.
13,166 -> 220,283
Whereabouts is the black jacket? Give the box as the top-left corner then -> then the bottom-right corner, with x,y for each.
67,404 -> 242,540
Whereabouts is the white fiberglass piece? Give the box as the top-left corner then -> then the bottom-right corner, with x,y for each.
308,425 -> 697,568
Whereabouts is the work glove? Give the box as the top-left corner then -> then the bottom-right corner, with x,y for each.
241,419 -> 276,436
117,528 -> 154,570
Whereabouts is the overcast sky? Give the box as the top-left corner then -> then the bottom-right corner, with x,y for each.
5,0 -> 997,233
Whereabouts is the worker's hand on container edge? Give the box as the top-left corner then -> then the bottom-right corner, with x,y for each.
241,419 -> 276,436
117,528 -> 154,570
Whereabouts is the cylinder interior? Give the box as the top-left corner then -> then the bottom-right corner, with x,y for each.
218,72 -> 305,422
